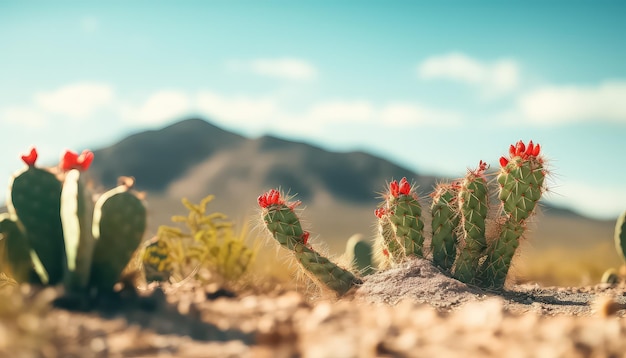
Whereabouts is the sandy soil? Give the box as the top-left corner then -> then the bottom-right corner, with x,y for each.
3,258 -> 626,358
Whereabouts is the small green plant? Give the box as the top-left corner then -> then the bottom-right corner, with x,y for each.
601,210 -> 626,284
257,140 -> 548,293
0,147 -> 147,294
142,195 -> 256,285
342,234 -> 375,276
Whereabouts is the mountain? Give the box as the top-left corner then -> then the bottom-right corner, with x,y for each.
87,118 -> 616,255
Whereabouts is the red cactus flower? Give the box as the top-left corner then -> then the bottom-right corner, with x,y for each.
382,249 -> 389,257
302,231 -> 310,245
374,207 -> 387,218
504,140 -> 542,164
21,147 -> 38,167
60,149 -> 94,171
258,189 -> 284,208
390,177 -> 411,197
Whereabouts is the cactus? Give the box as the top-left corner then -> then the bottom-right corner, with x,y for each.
8,148 -> 65,284
374,178 -> 425,267
479,141 -> 546,288
344,234 -> 375,276
430,182 -> 461,271
61,169 -> 96,291
0,214 -> 35,283
0,147 -> 147,294
90,177 -> 147,292
614,210 -> 626,263
258,189 -> 361,295
453,161 -> 490,284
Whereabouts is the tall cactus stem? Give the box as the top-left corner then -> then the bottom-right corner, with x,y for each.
61,169 -> 96,291
453,161 -> 490,284
479,140 -> 546,288
430,182 -> 461,271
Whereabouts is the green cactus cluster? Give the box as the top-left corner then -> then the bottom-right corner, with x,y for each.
0,147 -> 147,294
259,140 -> 547,293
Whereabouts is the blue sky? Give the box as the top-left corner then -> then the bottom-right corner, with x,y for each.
1,1 -> 625,219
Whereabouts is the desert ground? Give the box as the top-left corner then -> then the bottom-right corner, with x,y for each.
3,257 -> 626,358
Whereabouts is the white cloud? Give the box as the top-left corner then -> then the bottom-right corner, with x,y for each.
306,101 -> 374,123
517,81 -> 626,125
227,58 -> 318,81
196,91 -> 280,124
380,103 -> 462,127
34,83 -> 114,119
417,53 -> 520,97
121,90 -> 192,124
546,181 -> 626,220
0,107 -> 47,128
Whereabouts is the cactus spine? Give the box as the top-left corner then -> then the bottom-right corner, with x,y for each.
258,189 -> 361,295
430,182 -> 461,271
453,161 -> 490,284
479,141 -> 546,288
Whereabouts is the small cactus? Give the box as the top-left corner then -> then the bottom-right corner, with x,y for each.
344,234 -> 375,276
430,182 -> 461,271
90,177 -> 147,292
479,140 -> 546,288
9,148 -> 65,284
453,161 -> 490,284
258,189 -> 361,295
614,210 -> 626,263
374,178 -> 425,267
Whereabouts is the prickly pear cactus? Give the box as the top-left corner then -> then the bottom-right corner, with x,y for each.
453,161 -> 490,284
90,177 -> 147,292
8,148 -> 65,284
258,189 -> 361,295
0,214 -> 35,283
430,182 -> 461,271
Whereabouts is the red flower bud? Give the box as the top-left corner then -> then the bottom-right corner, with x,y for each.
302,231 -> 310,245
258,189 -> 283,208
398,177 -> 411,195
60,149 -> 94,171
374,207 -> 387,218
499,156 -> 509,167
21,147 -> 38,167
532,143 -> 540,156
389,180 -> 399,198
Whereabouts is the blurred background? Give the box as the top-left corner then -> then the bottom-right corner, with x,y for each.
1,1 -> 625,286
